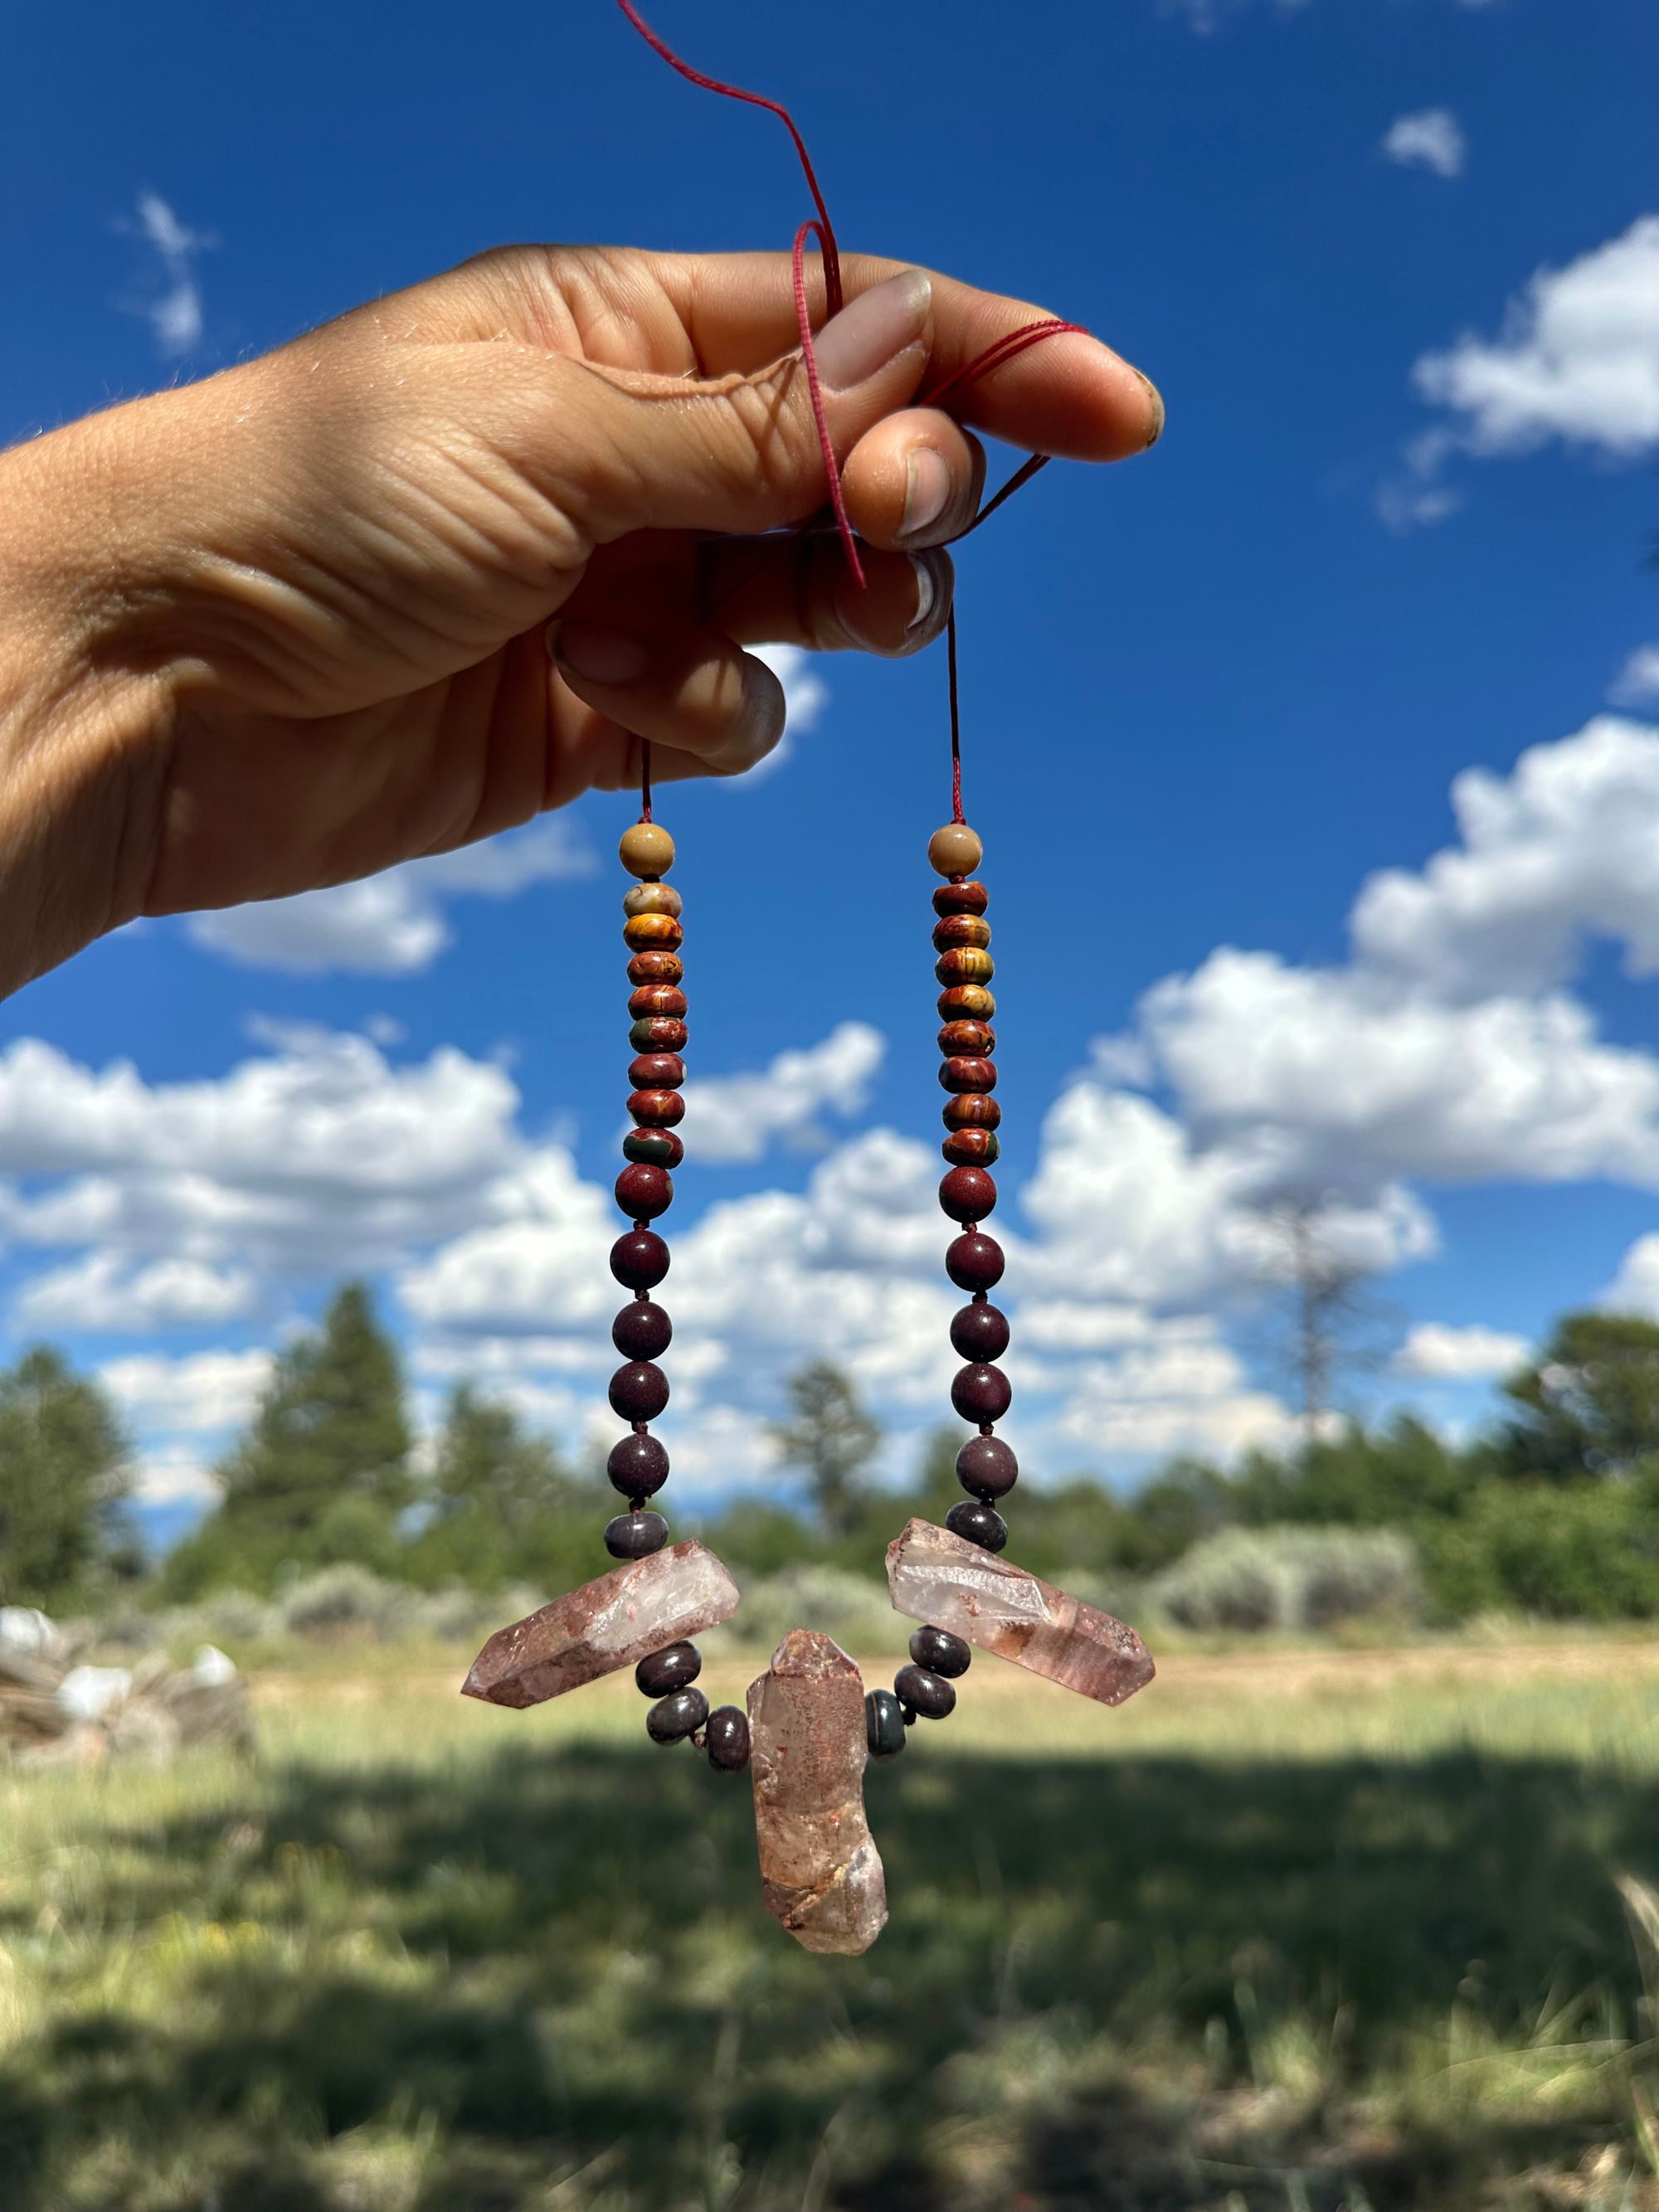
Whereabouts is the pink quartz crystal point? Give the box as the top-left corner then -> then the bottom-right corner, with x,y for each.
885,1518 -> 1155,1706
747,1630 -> 888,1957
462,1541 -> 740,1709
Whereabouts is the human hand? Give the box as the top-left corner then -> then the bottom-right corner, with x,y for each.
0,246 -> 1161,990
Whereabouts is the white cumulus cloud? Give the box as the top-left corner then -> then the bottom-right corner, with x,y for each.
1382,109 -> 1466,180
1611,648 -> 1659,710
118,191 -> 209,356
14,1253 -> 255,1333
100,1348 -> 274,1435
684,1022 -> 885,1164
1394,1322 -> 1528,1379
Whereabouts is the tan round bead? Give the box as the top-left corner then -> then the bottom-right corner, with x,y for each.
623,882 -> 683,919
620,822 -> 675,880
927,822 -> 983,879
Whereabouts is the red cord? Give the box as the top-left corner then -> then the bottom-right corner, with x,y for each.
639,740 -> 652,824
946,610 -> 963,824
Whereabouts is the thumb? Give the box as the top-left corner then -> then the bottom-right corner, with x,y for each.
547,269 -> 934,545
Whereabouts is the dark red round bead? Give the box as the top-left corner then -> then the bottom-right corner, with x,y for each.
943,1093 -> 1001,1130
947,1499 -> 1007,1551
611,1230 -> 669,1290
951,1301 -> 1010,1360
946,1232 -> 1005,1291
607,1431 -> 669,1498
628,1053 -> 685,1091
951,1362 -> 1012,1422
932,880 -> 990,918
609,1361 -> 669,1422
942,1128 -> 1000,1168
940,1057 -> 997,1095
612,1300 -> 673,1359
956,1433 -> 1019,1498
940,1166 -> 997,1223
615,1163 -> 673,1220
628,1089 -> 685,1128
623,1128 -> 684,1169
627,950 -> 683,987
937,1019 -> 995,1057
628,985 -> 688,1021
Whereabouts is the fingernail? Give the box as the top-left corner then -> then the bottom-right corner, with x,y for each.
815,270 -> 932,394
899,446 -> 952,543
1136,368 -> 1165,449
550,622 -> 649,684
906,552 -> 941,639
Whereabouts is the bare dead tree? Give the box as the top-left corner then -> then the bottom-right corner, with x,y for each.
1248,1196 -> 1399,1441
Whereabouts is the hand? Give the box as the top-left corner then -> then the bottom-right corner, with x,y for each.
0,246 -> 1161,991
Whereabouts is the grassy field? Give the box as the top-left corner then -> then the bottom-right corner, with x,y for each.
2,1634 -> 1659,2211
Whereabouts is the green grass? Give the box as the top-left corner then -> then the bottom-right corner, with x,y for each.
2,1637 -> 1659,2210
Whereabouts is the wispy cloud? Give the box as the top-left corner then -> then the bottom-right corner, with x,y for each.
117,191 -> 211,357
1381,109 -> 1467,181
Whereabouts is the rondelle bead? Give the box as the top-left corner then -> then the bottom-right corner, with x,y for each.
615,1162 -> 673,1219
607,1431 -> 669,1498
623,912 -> 684,953
628,1088 -> 685,1129
623,1127 -> 684,1169
623,882 -> 683,920
629,985 -> 688,1021
938,1019 -> 995,1057
940,1166 -> 997,1223
635,1640 -> 701,1697
947,1499 -> 1009,1551
628,1053 -> 686,1091
620,821 -> 675,879
865,1687 -> 907,1759
940,1057 -> 997,1095
936,946 -> 995,988
627,950 -> 684,988
943,1092 -> 1001,1130
951,1300 -> 1010,1361
630,1018 -> 688,1055
612,1298 -> 673,1359
937,984 -> 995,1022
604,1509 -> 669,1559
611,1229 -> 670,1290
951,1362 -> 1012,1422
894,1662 -> 956,1719
910,1624 -> 972,1678
609,1360 -> 670,1422
933,914 -> 992,954
946,1232 -> 1005,1291
705,1704 -> 752,1771
943,1128 -> 1000,1168
932,879 -> 990,918
957,1433 -> 1019,1498
927,822 -> 984,878
646,1686 -> 708,1743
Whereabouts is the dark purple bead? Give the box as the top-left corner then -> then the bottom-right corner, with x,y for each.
909,1624 -> 972,1678
635,1640 -> 701,1697
607,1432 -> 669,1499
947,1499 -> 1008,1552
865,1688 -> 907,1758
609,1361 -> 669,1422
612,1299 -> 673,1360
615,1163 -> 673,1221
611,1230 -> 669,1290
940,1166 -> 997,1223
956,1433 -> 1019,1499
951,1363 -> 1012,1422
645,1686 -> 708,1744
705,1704 -> 751,1771
603,1510 -> 668,1560
945,1232 -> 1005,1291
893,1662 -> 956,1719
951,1301 -> 1010,1360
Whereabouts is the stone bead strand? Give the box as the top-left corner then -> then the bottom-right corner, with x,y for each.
606,819 -> 750,1774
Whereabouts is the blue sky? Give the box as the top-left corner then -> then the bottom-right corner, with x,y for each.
3,0 -> 1659,1527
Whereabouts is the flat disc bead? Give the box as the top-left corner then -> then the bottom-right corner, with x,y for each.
909,1624 -> 971,1678
946,1232 -> 1005,1291
936,947 -> 995,988
944,1093 -> 1001,1130
623,912 -> 683,954
946,1500 -> 1008,1552
938,984 -> 995,1022
894,1663 -> 956,1719
609,1360 -> 669,1422
607,1431 -> 669,1497
628,1089 -> 684,1128
927,822 -> 984,878
938,1019 -> 995,1057
611,1230 -> 669,1289
957,1433 -> 1019,1498
613,1299 -> 673,1359
623,882 -> 682,920
932,880 -> 989,918
627,950 -> 683,987
628,1053 -> 685,1091
942,1128 -> 1000,1167
630,1018 -> 688,1055
951,1301 -> 1010,1360
705,1704 -> 751,1771
940,1166 -> 997,1222
941,1057 -> 997,1095
623,1128 -> 683,1168
620,822 -> 675,878
604,1510 -> 669,1559
951,1362 -> 1012,1422
630,985 -> 688,1020
615,1162 -> 673,1218
933,915 -> 991,953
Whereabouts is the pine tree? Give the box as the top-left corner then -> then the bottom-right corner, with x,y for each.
408,1383 -> 581,1589
771,1361 -> 882,1538
0,1346 -> 134,1608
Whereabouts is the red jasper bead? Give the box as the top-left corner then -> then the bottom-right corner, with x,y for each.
944,1093 -> 1001,1130
933,914 -> 991,954
936,946 -> 995,988
940,1166 -> 997,1222
630,1018 -> 688,1054
628,1089 -> 685,1128
951,1363 -> 1012,1422
607,1431 -> 669,1498
946,1232 -> 1005,1291
623,1128 -> 683,1168
629,985 -> 688,1021
958,1434 -> 1019,1497
613,1300 -> 673,1359
623,912 -> 684,953
628,1053 -> 685,1091
932,880 -> 990,918
937,984 -> 995,1022
609,1361 -> 669,1422
615,1163 -> 673,1220
938,1020 -> 995,1057
951,1301 -> 1010,1360
611,1230 -> 669,1290
940,1057 -> 997,1095
942,1128 -> 1000,1167
627,950 -> 683,987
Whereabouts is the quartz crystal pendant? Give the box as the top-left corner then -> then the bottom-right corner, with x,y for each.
747,1630 -> 888,1956
463,1541 -> 740,1709
886,1518 -> 1155,1707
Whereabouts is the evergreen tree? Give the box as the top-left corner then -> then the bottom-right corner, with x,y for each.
0,1346 -> 134,1608
408,1383 -> 581,1589
1500,1311 -> 1659,1480
771,1361 -> 882,1538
